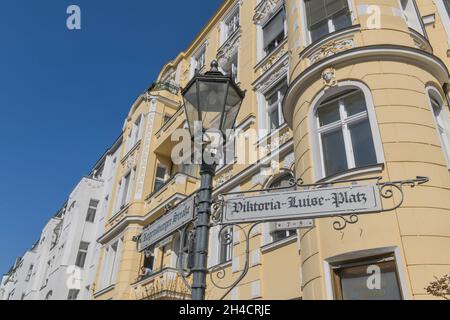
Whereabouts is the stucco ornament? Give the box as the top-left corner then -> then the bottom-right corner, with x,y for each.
322,67 -> 337,87
253,0 -> 283,25
309,38 -> 355,64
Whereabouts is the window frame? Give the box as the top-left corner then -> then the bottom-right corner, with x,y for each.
262,7 -> 287,57
75,241 -> 90,269
153,164 -> 168,192
86,199 -> 99,223
221,6 -> 240,45
190,45 -> 207,79
435,0 -> 450,44
398,0 -> 426,36
301,0 -> 355,46
427,86 -> 450,169
264,79 -> 288,133
309,81 -> 384,181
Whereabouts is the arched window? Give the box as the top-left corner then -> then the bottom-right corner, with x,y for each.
267,173 -> 297,243
427,87 -> 450,167
311,84 -> 383,180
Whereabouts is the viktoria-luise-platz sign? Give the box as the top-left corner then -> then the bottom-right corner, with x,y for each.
221,184 -> 382,224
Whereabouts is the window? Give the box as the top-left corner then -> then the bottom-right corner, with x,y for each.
265,80 -> 288,132
400,0 -> 424,35
154,165 -> 168,192
221,54 -> 239,83
316,89 -> 377,177
223,8 -> 240,43
67,289 -> 80,300
304,0 -> 352,43
25,264 -> 33,282
85,199 -> 99,223
126,115 -> 143,153
332,255 -> 403,300
118,170 -> 133,210
445,0 -> 450,15
191,47 -> 206,77
219,227 -> 233,265
100,238 -> 122,289
268,174 -> 297,242
428,90 -> 450,166
75,242 -> 90,269
263,9 -> 286,55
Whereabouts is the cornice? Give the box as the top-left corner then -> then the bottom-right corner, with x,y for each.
283,45 -> 450,128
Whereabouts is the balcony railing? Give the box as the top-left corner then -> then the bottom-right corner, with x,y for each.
148,81 -> 180,95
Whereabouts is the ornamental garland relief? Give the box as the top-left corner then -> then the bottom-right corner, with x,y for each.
308,38 -> 355,65
253,0 -> 283,25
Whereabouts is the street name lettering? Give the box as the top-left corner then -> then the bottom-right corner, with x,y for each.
139,197 -> 194,252
222,184 -> 381,224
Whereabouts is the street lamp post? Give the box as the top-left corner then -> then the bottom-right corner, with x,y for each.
182,61 -> 245,300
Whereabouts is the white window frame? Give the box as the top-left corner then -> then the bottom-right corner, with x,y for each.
300,0 -> 356,46
398,0 -> 425,35
86,199 -> 99,223
435,0 -> 450,44
427,86 -> 450,169
261,7 -> 288,57
265,80 -> 288,133
100,236 -> 123,289
309,81 -> 385,181
75,241 -> 90,269
190,44 -> 207,79
221,5 -> 240,45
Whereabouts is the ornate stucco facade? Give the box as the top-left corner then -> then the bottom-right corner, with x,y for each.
91,0 -> 450,301
3,0 -> 450,301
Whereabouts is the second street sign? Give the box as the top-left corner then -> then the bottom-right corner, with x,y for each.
139,197 -> 195,252
222,184 -> 382,224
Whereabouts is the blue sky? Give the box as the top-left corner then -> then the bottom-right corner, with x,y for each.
0,0 -> 223,273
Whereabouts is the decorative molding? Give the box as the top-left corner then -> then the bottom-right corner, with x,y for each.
217,29 -> 241,66
309,38 -> 355,65
254,56 -> 289,93
253,0 -> 283,25
260,47 -> 287,73
322,67 -> 337,88
214,168 -> 234,188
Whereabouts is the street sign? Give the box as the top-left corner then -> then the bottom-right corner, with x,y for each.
139,197 -> 195,252
276,220 -> 315,230
221,184 -> 382,224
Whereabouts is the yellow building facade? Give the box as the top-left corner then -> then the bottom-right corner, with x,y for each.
93,0 -> 450,300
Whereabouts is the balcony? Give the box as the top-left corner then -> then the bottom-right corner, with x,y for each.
148,81 -> 180,95
132,268 -> 191,300
154,106 -> 187,158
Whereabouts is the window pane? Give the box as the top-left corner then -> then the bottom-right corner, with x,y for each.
322,129 -> 348,176
310,20 -> 329,42
344,91 -> 367,116
270,108 -> 280,130
318,101 -> 340,126
263,10 -> 285,50
445,0 -> 450,16
332,9 -> 352,32
349,120 -> 377,167
336,260 -> 402,300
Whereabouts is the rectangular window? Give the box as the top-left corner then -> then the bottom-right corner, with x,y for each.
192,48 -> 206,76
224,8 -> 240,42
85,199 -> 99,223
332,255 -> 403,300
265,80 -> 288,132
67,289 -> 80,300
75,242 -> 90,269
222,54 -> 239,83
305,0 -> 352,43
317,90 -> 377,177
119,171 -> 132,208
263,9 -> 286,55
153,165 -> 167,192
400,0 -> 424,35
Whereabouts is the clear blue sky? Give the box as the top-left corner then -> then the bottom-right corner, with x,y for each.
0,0 -> 223,273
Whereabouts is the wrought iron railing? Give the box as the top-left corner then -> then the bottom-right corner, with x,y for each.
148,81 -> 180,95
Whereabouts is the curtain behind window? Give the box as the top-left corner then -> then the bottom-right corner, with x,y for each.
263,9 -> 285,48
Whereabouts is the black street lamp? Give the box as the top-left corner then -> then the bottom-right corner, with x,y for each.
182,60 -> 245,301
